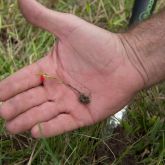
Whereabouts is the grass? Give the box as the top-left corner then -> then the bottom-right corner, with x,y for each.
0,0 -> 165,164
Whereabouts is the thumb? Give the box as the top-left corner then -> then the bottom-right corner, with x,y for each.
18,0 -> 80,37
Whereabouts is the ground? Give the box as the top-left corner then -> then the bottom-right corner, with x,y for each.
0,0 -> 165,164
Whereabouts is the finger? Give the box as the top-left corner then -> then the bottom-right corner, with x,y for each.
6,101 -> 63,134
0,58 -> 44,101
18,0 -> 81,37
0,86 -> 47,120
31,114 -> 79,138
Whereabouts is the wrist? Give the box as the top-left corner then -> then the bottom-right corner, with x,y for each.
119,27 -> 165,89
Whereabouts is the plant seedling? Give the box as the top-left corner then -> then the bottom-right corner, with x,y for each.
37,73 -> 91,105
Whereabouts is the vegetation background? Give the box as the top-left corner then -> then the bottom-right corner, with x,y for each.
0,0 -> 165,164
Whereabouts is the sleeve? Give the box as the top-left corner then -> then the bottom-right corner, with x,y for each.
129,0 -> 157,25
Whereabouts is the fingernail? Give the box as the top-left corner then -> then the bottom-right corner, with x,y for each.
31,125 -> 40,138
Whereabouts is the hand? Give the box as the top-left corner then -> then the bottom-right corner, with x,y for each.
0,0 -> 144,138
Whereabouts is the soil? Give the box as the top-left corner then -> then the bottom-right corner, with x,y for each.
0,28 -> 18,47
0,28 -> 8,45
94,126 -> 138,165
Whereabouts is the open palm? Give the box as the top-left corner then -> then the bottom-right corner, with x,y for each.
0,0 -> 143,138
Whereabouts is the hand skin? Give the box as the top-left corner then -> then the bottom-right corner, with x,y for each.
0,0 -> 164,138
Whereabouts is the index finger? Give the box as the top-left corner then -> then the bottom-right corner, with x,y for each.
0,58 -> 44,101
